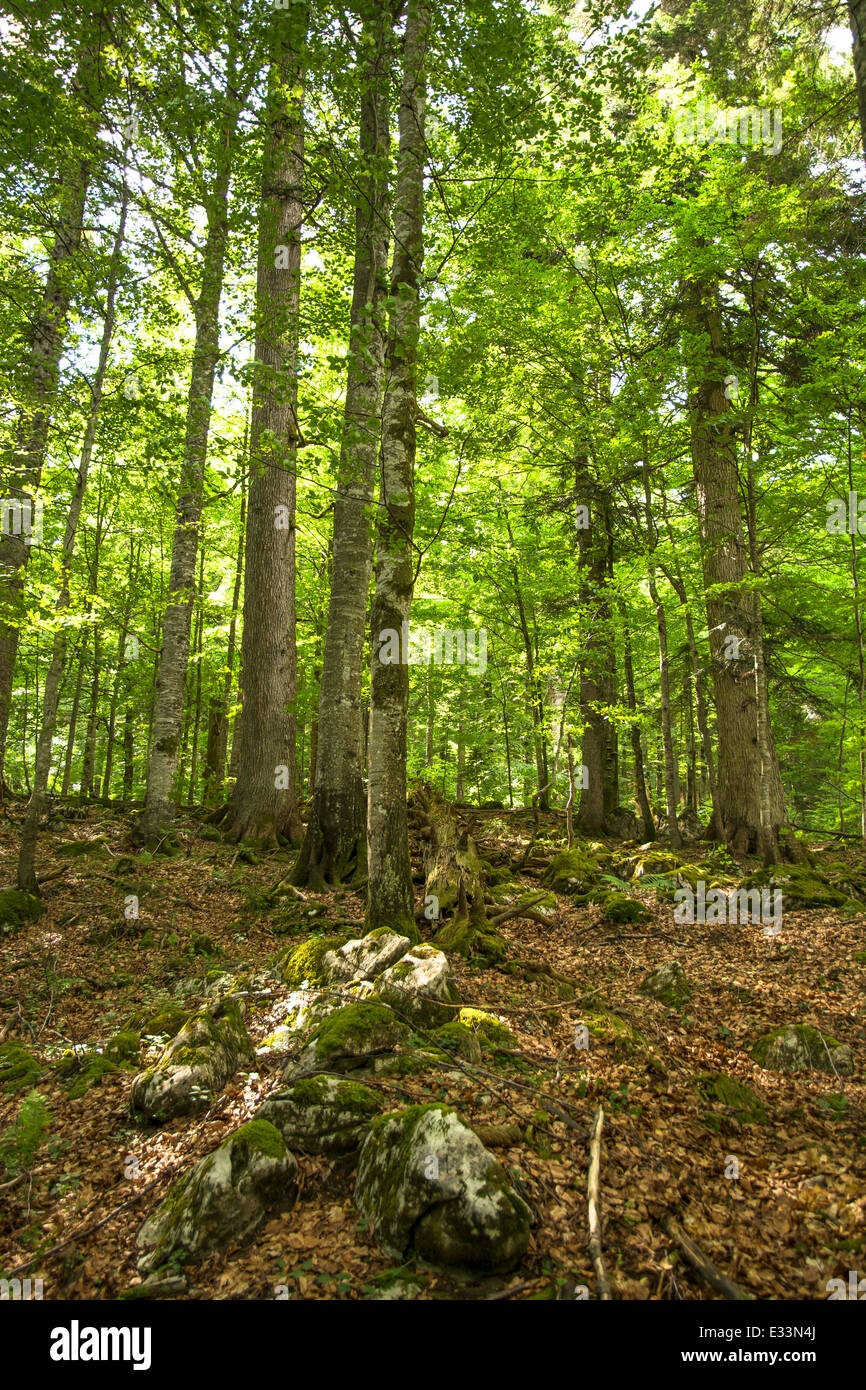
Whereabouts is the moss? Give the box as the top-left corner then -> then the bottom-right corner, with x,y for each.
104,1031 -> 141,1063
431,1022 -> 483,1061
308,1000 -> 410,1058
543,846 -> 603,893
752,1023 -> 850,1073
56,838 -> 109,858
695,1071 -> 767,1125
279,933 -> 351,989
228,1119 -> 286,1162
458,1008 -> 517,1049
739,864 -> 850,909
601,894 -> 651,925
131,1001 -> 189,1040
640,961 -> 691,1009
0,888 -> 44,934
0,1042 -> 45,1092
188,932 -> 220,957
583,1011 -> 645,1055
61,1052 -> 122,1099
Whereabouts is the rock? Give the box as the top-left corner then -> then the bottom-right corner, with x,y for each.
55,838 -> 110,859
752,1024 -> 853,1076
284,1000 -> 411,1081
321,928 -> 411,984
0,1042 -> 45,1092
258,1074 -> 382,1154
457,1007 -> 517,1049
371,944 -> 459,1028
131,997 -> 253,1120
431,1022 -> 483,1062
542,846 -> 602,894
605,806 -> 641,840
354,1104 -> 532,1272
0,889 -> 44,935
136,1120 -> 297,1273
129,1001 -> 189,1042
256,1025 -> 297,1056
639,960 -> 691,1008
278,933 -> 352,989
677,808 -> 705,841
695,1071 -> 767,1126
738,864 -> 856,912
599,893 -> 651,925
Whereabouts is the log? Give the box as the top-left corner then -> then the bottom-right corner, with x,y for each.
661,1213 -> 752,1300
587,1105 -> 612,1300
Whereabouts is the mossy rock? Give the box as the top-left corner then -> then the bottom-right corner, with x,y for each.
582,1011 -> 645,1057
187,932 -> 221,957
136,1120 -> 298,1274
695,1071 -> 767,1126
56,838 -> 110,859
132,997 -> 254,1120
354,1103 -> 532,1272
104,1030 -> 141,1063
130,1001 -> 190,1041
431,1021 -> 483,1062
258,1074 -> 383,1154
286,1000 -> 411,1081
542,846 -> 603,894
61,1051 -> 123,1100
458,1008 -> 517,1049
739,864 -> 851,911
639,960 -> 691,1009
752,1024 -> 853,1076
0,1042 -> 46,1092
601,894 -> 651,925
0,888 -> 44,935
279,933 -> 352,989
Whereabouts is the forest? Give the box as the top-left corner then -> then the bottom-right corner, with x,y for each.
0,0 -> 865,1325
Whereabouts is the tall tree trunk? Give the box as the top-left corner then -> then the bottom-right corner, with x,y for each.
619,597 -> 655,840
0,47 -> 107,792
642,452 -> 681,849
849,0 -> 866,159
137,43 -> 239,844
229,12 -> 306,847
293,3 -> 392,887
686,274 -> 786,853
16,185 -> 127,888
366,0 -> 430,936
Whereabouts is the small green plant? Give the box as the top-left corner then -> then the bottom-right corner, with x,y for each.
0,1089 -> 51,1175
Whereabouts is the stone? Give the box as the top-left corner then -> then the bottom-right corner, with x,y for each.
258,1074 -> 382,1154
354,1104 -> 532,1272
639,960 -> 691,1009
136,1120 -> 297,1273
752,1024 -> 853,1076
131,997 -> 253,1120
321,928 -> 411,984
371,944 -> 459,1028
0,889 -> 44,935
283,1000 -> 411,1081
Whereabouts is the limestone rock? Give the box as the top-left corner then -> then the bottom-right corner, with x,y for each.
258,1074 -> 382,1154
131,997 -> 253,1120
283,1000 -> 411,1081
354,1103 -> 531,1272
752,1024 -> 853,1076
639,960 -> 691,1009
136,1120 -> 297,1273
321,928 -> 411,984
371,944 -> 458,1028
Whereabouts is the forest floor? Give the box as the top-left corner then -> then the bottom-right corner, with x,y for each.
0,803 -> 864,1301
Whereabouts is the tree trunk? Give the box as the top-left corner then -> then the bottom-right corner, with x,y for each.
642,451 -> 681,849
619,597 -> 655,841
293,4 -> 392,888
849,0 -> 866,159
137,43 -> 239,845
229,13 -> 306,848
366,0 -> 430,934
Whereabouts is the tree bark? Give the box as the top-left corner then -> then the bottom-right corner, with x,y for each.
366,0 -> 430,934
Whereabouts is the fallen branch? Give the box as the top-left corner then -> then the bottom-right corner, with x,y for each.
587,1105 -> 612,1300
661,1213 -> 752,1301
488,892 -> 550,927
4,1170 -> 172,1278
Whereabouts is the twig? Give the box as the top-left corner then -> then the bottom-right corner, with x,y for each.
660,1213 -> 752,1301
488,892 -> 550,927
4,1170 -> 172,1278
587,1105 -> 612,1300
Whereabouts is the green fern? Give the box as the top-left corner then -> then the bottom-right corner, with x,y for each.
0,1089 -> 51,1175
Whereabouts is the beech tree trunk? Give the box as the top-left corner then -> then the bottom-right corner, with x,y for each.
138,41 -> 239,845
229,12 -> 306,848
367,0 -> 430,934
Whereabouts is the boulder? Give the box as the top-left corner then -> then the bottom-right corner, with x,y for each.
371,944 -> 458,1028
258,1074 -> 382,1154
354,1104 -> 532,1272
639,960 -> 691,1008
0,889 -> 44,936
542,846 -> 602,894
752,1024 -> 853,1076
278,933 -> 352,989
136,1120 -> 297,1273
605,806 -> 641,840
284,1000 -> 411,1081
131,997 -> 253,1120
321,928 -> 411,984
